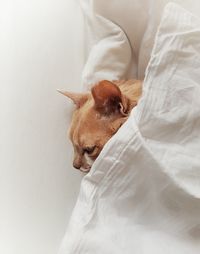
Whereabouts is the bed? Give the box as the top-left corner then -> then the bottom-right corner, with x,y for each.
58,1 -> 200,253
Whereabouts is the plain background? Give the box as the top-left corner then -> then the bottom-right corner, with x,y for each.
0,0 -> 85,253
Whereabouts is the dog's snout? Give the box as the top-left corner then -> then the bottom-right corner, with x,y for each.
73,161 -> 81,169
72,153 -> 93,172
73,155 -> 82,170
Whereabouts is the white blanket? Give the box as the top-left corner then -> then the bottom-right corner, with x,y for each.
59,3 -> 200,254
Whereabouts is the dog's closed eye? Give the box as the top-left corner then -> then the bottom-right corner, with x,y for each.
83,146 -> 96,155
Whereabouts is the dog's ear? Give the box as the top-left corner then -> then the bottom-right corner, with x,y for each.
57,89 -> 89,108
91,80 -> 128,115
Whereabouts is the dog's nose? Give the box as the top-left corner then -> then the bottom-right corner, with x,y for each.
73,161 -> 81,169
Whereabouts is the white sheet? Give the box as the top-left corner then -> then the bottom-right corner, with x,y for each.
59,3 -> 200,253
81,0 -> 133,88
83,0 -> 200,80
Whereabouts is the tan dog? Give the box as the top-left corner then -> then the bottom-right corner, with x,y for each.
58,79 -> 142,172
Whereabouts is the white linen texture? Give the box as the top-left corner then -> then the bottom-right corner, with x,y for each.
59,3 -> 200,254
80,0 -> 133,88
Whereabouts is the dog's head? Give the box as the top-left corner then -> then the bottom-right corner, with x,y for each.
59,80 -> 137,172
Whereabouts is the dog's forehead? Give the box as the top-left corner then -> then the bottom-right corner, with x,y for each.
69,93 -> 118,148
70,107 -> 97,137
78,120 -> 104,147
72,115 -> 109,147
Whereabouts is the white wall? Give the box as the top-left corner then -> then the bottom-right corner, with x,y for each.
0,1 -> 85,253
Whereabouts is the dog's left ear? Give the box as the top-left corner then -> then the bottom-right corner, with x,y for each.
57,89 -> 89,108
91,80 -> 128,116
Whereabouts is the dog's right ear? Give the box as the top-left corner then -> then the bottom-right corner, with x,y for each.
91,80 -> 129,116
57,89 -> 89,108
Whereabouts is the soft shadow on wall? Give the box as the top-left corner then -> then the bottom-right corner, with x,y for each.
0,0 -> 84,254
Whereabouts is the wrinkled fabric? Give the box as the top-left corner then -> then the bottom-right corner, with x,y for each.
59,3 -> 200,254
82,0 -> 200,80
81,0 -> 133,88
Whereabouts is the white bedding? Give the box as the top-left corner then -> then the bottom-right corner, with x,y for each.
59,2 -> 200,254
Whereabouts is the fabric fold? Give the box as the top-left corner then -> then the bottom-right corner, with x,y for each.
79,0 -> 133,89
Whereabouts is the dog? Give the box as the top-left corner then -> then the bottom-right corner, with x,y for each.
58,79 -> 142,172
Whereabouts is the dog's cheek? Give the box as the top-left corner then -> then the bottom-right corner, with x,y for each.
110,117 -> 128,134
